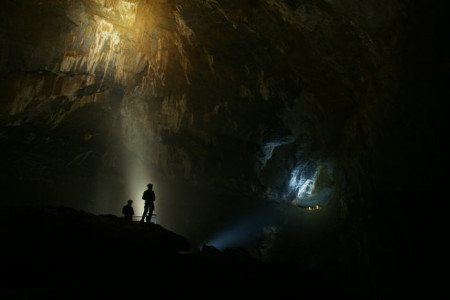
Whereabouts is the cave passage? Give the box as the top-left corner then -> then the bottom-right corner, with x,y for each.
1,0 -> 448,298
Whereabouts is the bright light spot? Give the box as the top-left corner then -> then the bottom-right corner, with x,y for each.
116,1 -> 138,27
205,223 -> 254,250
121,98 -> 156,219
289,165 -> 317,200
289,161 -> 335,209
124,166 -> 153,218
204,208 -> 269,250
298,179 -> 314,197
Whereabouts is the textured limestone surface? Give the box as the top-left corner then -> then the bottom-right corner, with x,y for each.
0,1 -> 447,296
1,0 -> 425,202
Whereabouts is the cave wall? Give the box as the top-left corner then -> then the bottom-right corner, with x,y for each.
1,0 -> 430,203
1,0 -> 328,206
1,0 -> 448,296
1,0 -> 447,235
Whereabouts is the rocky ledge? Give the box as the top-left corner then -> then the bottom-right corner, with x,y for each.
0,205 -> 341,299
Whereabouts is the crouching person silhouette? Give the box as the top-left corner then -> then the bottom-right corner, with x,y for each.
141,184 -> 155,223
122,200 -> 134,221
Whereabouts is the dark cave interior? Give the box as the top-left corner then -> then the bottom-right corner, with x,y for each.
1,0 -> 448,298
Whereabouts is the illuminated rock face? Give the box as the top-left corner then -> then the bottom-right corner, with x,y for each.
1,2 -> 446,297
0,0 -> 446,216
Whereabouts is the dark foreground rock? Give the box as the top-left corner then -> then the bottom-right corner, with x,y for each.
0,205 -> 342,299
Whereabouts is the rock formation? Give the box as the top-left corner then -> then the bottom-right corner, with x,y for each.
1,1 -> 447,298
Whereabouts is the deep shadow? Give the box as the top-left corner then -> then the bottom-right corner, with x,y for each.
0,205 -> 343,300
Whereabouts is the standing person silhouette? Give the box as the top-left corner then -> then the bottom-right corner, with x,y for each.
141,184 -> 156,223
122,200 -> 134,221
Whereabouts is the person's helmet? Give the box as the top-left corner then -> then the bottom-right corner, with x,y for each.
147,184 -> 153,188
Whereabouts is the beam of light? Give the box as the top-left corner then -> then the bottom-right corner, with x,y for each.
203,206 -> 274,251
123,161 -> 154,218
204,224 -> 255,251
120,95 -> 157,218
204,219 -> 260,250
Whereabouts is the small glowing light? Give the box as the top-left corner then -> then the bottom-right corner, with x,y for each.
308,207 -> 312,211
316,205 -> 320,209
